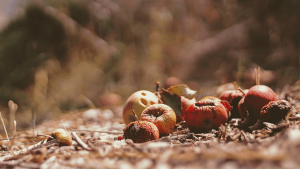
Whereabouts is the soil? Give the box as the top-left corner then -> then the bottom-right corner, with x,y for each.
1,86 -> 300,169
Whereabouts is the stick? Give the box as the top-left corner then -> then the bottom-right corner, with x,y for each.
69,129 -> 123,134
9,120 -> 17,151
0,112 -> 9,141
32,104 -> 36,145
257,67 -> 260,85
232,82 -> 238,92
155,81 -> 160,92
238,88 -> 246,96
132,110 -> 140,125
71,132 -> 91,150
255,68 -> 258,85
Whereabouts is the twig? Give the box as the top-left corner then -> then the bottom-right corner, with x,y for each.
9,120 -> 17,151
255,68 -> 257,85
238,88 -> 246,96
69,129 -> 123,134
37,134 -> 54,139
232,82 -> 238,92
258,67 -> 260,85
71,132 -> 91,150
155,81 -> 160,92
8,100 -> 18,134
132,110 -> 140,125
0,112 -> 9,141
32,104 -> 36,145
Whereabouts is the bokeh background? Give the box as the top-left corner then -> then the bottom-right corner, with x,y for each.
0,0 -> 299,129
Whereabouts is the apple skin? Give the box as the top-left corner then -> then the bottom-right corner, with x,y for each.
220,89 -> 249,119
122,90 -> 160,125
260,100 -> 292,123
51,129 -> 72,146
177,97 -> 196,123
141,104 -> 176,136
238,85 -> 278,125
124,121 -> 159,143
185,100 -> 228,133
200,96 -> 221,101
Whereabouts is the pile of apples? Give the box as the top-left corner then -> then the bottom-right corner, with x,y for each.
122,75 -> 292,143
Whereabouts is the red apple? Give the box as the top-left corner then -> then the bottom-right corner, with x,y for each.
185,100 -> 228,133
220,89 -> 249,119
122,90 -> 160,125
238,85 -> 277,125
141,104 -> 176,136
124,121 -> 159,143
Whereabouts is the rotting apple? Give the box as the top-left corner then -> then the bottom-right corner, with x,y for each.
50,129 -> 72,146
238,85 -> 278,126
200,96 -> 221,101
124,121 -> 159,143
141,104 -> 176,136
260,100 -> 292,123
185,100 -> 229,133
123,90 -> 160,125
220,89 -> 249,119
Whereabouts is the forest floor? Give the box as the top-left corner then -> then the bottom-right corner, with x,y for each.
1,85 -> 300,169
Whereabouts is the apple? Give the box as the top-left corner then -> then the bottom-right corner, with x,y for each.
260,100 -> 292,123
122,90 -> 160,125
200,96 -> 221,101
124,121 -> 159,143
220,89 -> 249,119
50,129 -> 72,146
141,104 -> 176,136
185,100 -> 228,133
238,85 -> 277,125
177,97 -> 196,123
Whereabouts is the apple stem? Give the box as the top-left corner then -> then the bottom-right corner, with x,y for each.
289,94 -> 300,103
179,115 -> 185,125
258,67 -> 260,85
132,110 -> 140,125
155,81 -> 160,92
238,88 -> 246,96
232,82 -> 238,92
255,68 -> 258,85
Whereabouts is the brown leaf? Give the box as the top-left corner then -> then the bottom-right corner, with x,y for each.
166,84 -> 197,99
160,89 -> 182,116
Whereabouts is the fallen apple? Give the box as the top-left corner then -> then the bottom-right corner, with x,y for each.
50,129 -> 72,146
260,100 -> 292,123
220,89 -> 249,119
238,85 -> 278,125
123,121 -> 159,143
141,104 -> 176,135
185,100 -> 229,133
122,90 -> 160,125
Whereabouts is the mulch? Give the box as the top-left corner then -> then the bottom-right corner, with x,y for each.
1,87 -> 300,169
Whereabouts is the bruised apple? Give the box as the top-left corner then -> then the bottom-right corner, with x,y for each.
220,89 -> 249,119
123,90 -> 160,125
124,121 -> 159,143
238,85 -> 277,125
200,96 -> 221,101
141,104 -> 176,136
185,100 -> 229,133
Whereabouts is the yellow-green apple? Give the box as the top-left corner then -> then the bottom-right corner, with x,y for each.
122,90 -> 160,125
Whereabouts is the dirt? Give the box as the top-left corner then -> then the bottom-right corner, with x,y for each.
0,88 -> 300,169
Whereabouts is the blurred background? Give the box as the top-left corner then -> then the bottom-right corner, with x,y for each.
0,0 -> 299,129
